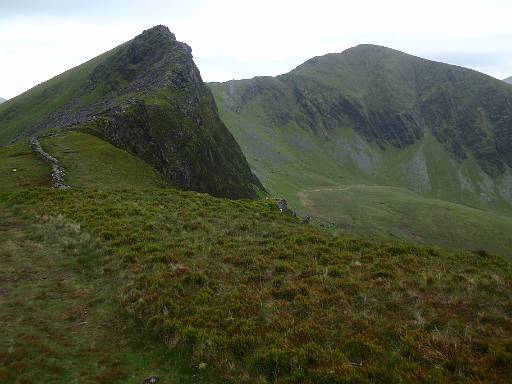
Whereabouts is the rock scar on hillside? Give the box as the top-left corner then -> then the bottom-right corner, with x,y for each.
29,137 -> 69,189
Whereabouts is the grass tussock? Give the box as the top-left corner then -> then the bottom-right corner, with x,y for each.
3,188 -> 512,383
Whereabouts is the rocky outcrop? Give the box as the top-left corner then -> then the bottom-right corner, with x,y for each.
29,137 -> 69,189
0,26 -> 263,199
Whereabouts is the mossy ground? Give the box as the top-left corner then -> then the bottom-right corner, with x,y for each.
0,141 -> 51,193
3,188 -> 511,383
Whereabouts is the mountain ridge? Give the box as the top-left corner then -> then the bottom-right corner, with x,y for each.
0,25 -> 263,199
210,44 -> 512,252
505,76 -> 512,84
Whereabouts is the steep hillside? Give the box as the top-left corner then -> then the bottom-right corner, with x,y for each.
505,76 -> 512,85
0,26 -> 262,198
210,45 -> 512,253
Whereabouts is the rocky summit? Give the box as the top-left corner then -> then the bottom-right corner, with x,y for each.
0,25 -> 263,198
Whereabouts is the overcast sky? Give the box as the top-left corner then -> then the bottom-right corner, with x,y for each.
1,0 -> 511,99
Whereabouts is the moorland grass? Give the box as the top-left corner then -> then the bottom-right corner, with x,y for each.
0,141 -> 50,193
3,188 -> 511,383
40,131 -> 171,190
0,204 -> 222,383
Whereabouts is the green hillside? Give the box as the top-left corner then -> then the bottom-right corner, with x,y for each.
1,30 -> 511,384
0,133 -> 510,382
0,26 -> 262,199
1,184 -> 511,383
39,131 -> 170,190
210,45 -> 512,255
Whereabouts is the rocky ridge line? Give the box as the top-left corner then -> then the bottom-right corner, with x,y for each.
29,137 -> 69,189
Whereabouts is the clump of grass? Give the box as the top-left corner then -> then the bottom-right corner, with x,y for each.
3,188 -> 512,383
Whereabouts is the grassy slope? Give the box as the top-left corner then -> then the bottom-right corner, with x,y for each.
209,49 -> 512,255
299,185 -> 512,257
0,205 -> 221,384
1,136 -> 511,382
40,131 -> 171,190
211,91 -> 512,256
2,188 -> 511,383
0,49 -> 118,145
0,141 -> 51,193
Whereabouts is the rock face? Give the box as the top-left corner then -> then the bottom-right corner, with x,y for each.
0,25 -> 263,199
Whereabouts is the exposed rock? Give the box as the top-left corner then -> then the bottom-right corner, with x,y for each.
1,25 -> 263,199
276,199 -> 296,217
142,376 -> 159,384
301,215 -> 311,224
29,137 -> 69,189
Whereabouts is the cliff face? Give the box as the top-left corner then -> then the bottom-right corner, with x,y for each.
0,26 -> 263,198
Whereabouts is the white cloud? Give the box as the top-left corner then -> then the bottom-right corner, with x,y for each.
1,0 -> 512,98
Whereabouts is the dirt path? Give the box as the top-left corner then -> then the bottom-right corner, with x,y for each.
297,186 -> 352,210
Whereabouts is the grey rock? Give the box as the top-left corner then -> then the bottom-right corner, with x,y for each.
142,376 -> 159,384
276,199 -> 296,217
29,137 -> 70,189
301,215 -> 311,224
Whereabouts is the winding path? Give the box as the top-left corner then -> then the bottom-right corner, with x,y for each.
297,186 -> 352,209
29,137 -> 70,189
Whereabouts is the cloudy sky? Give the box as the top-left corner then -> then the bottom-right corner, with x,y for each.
1,0 -> 511,99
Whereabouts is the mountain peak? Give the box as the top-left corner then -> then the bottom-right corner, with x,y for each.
139,24 -> 176,42
0,25 -> 263,198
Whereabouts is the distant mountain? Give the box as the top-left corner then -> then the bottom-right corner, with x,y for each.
210,45 -> 512,253
504,76 -> 512,84
0,25 -> 262,198
0,97 -> 6,104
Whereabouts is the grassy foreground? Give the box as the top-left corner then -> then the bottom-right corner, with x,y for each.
0,204 -> 220,383
3,188 -> 511,383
